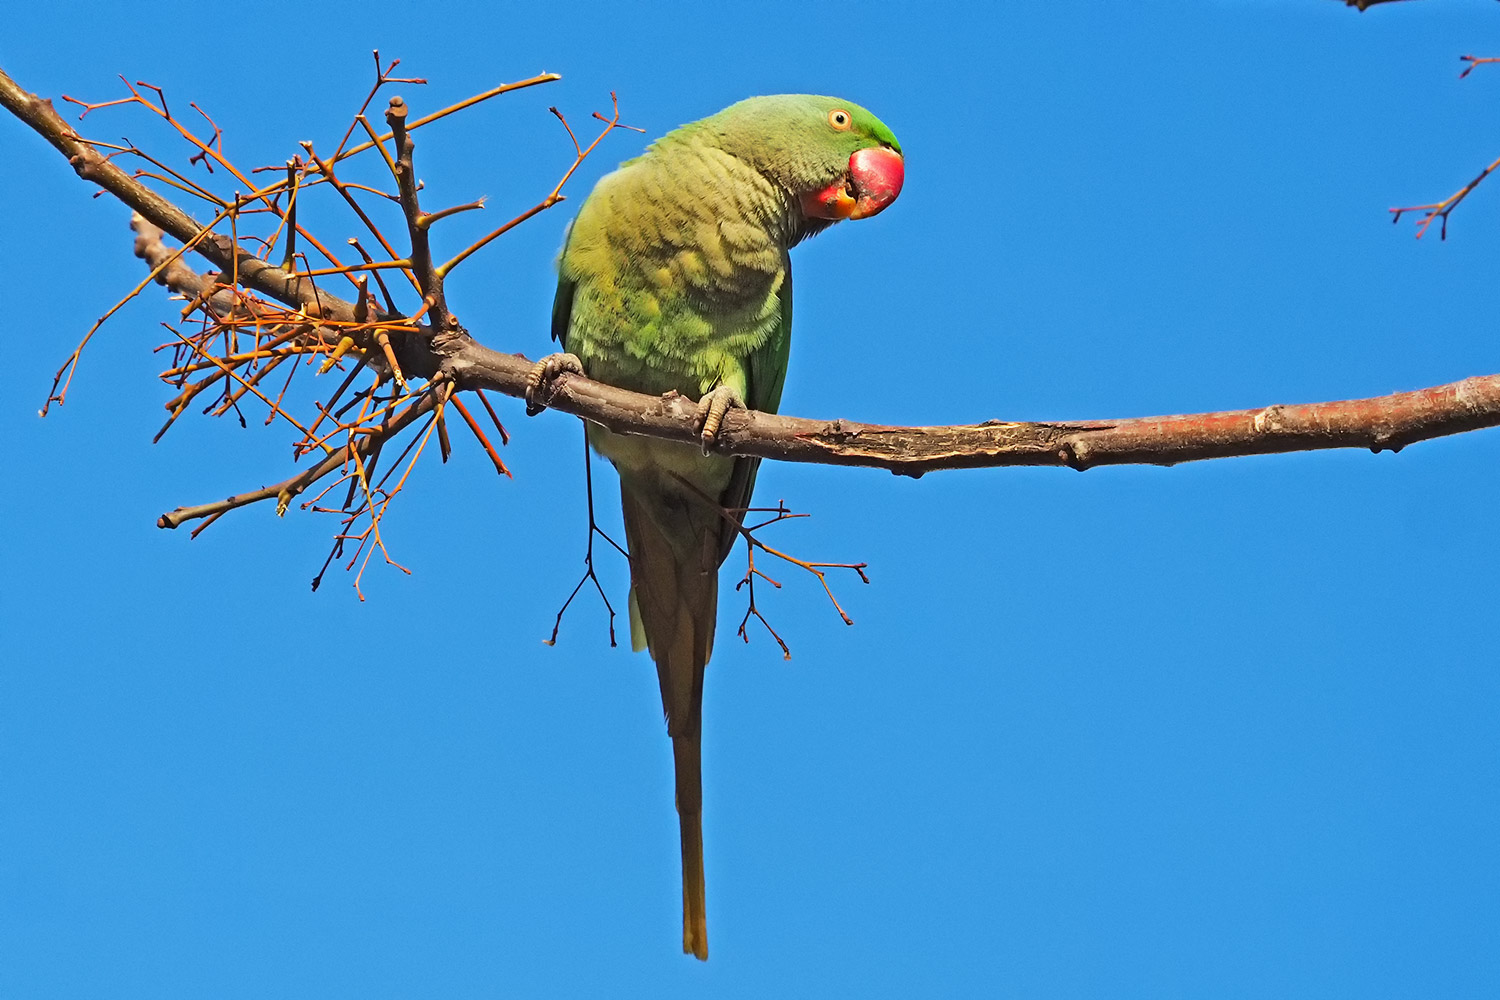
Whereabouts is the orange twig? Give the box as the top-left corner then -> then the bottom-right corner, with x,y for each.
1459,54 -> 1500,79
1390,153 -> 1500,239
449,395 -> 512,477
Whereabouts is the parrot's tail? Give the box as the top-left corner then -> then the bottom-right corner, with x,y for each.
674,733 -> 708,960
618,475 -> 723,962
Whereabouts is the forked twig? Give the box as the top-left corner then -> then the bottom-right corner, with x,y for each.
1389,153 -> 1500,240
729,499 -> 870,634
736,540 -> 791,660
1459,54 -> 1500,79
670,475 -> 871,656
545,427 -> 628,647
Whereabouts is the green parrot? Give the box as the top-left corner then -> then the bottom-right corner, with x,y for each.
530,94 -> 903,959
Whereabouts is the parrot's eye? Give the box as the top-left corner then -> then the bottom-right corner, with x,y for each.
828,109 -> 852,131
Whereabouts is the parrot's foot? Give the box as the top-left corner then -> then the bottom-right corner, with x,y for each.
695,385 -> 745,454
523,352 -> 584,416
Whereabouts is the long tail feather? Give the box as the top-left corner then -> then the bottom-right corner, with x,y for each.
619,476 -> 723,961
675,734 -> 708,959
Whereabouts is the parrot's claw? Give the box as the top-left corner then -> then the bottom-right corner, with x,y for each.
695,385 -> 745,454
524,352 -> 584,416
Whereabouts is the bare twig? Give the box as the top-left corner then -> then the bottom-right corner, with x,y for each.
545,428 -> 626,647
683,492 -> 867,636
384,96 -> 443,317
1459,54 -> 1500,79
736,537 -> 791,659
1390,153 -> 1500,239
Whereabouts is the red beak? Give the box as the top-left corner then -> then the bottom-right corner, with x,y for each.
801,146 -> 905,221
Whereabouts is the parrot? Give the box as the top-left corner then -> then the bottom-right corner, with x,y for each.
527,94 -> 903,960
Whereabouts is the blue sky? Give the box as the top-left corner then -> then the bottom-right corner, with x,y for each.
3,1 -> 1499,996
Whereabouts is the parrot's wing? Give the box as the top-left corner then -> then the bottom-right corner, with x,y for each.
713,263 -> 792,567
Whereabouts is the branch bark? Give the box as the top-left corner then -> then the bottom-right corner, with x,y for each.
449,354 -> 1500,475
7,64 -> 1500,486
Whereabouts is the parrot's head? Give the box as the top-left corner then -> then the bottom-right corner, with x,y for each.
701,95 -> 904,227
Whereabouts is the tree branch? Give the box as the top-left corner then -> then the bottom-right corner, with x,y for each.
7,64 -> 1500,506
450,352 -> 1500,475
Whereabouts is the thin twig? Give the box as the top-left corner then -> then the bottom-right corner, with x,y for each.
1390,153 -> 1500,239
545,426 -> 626,647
